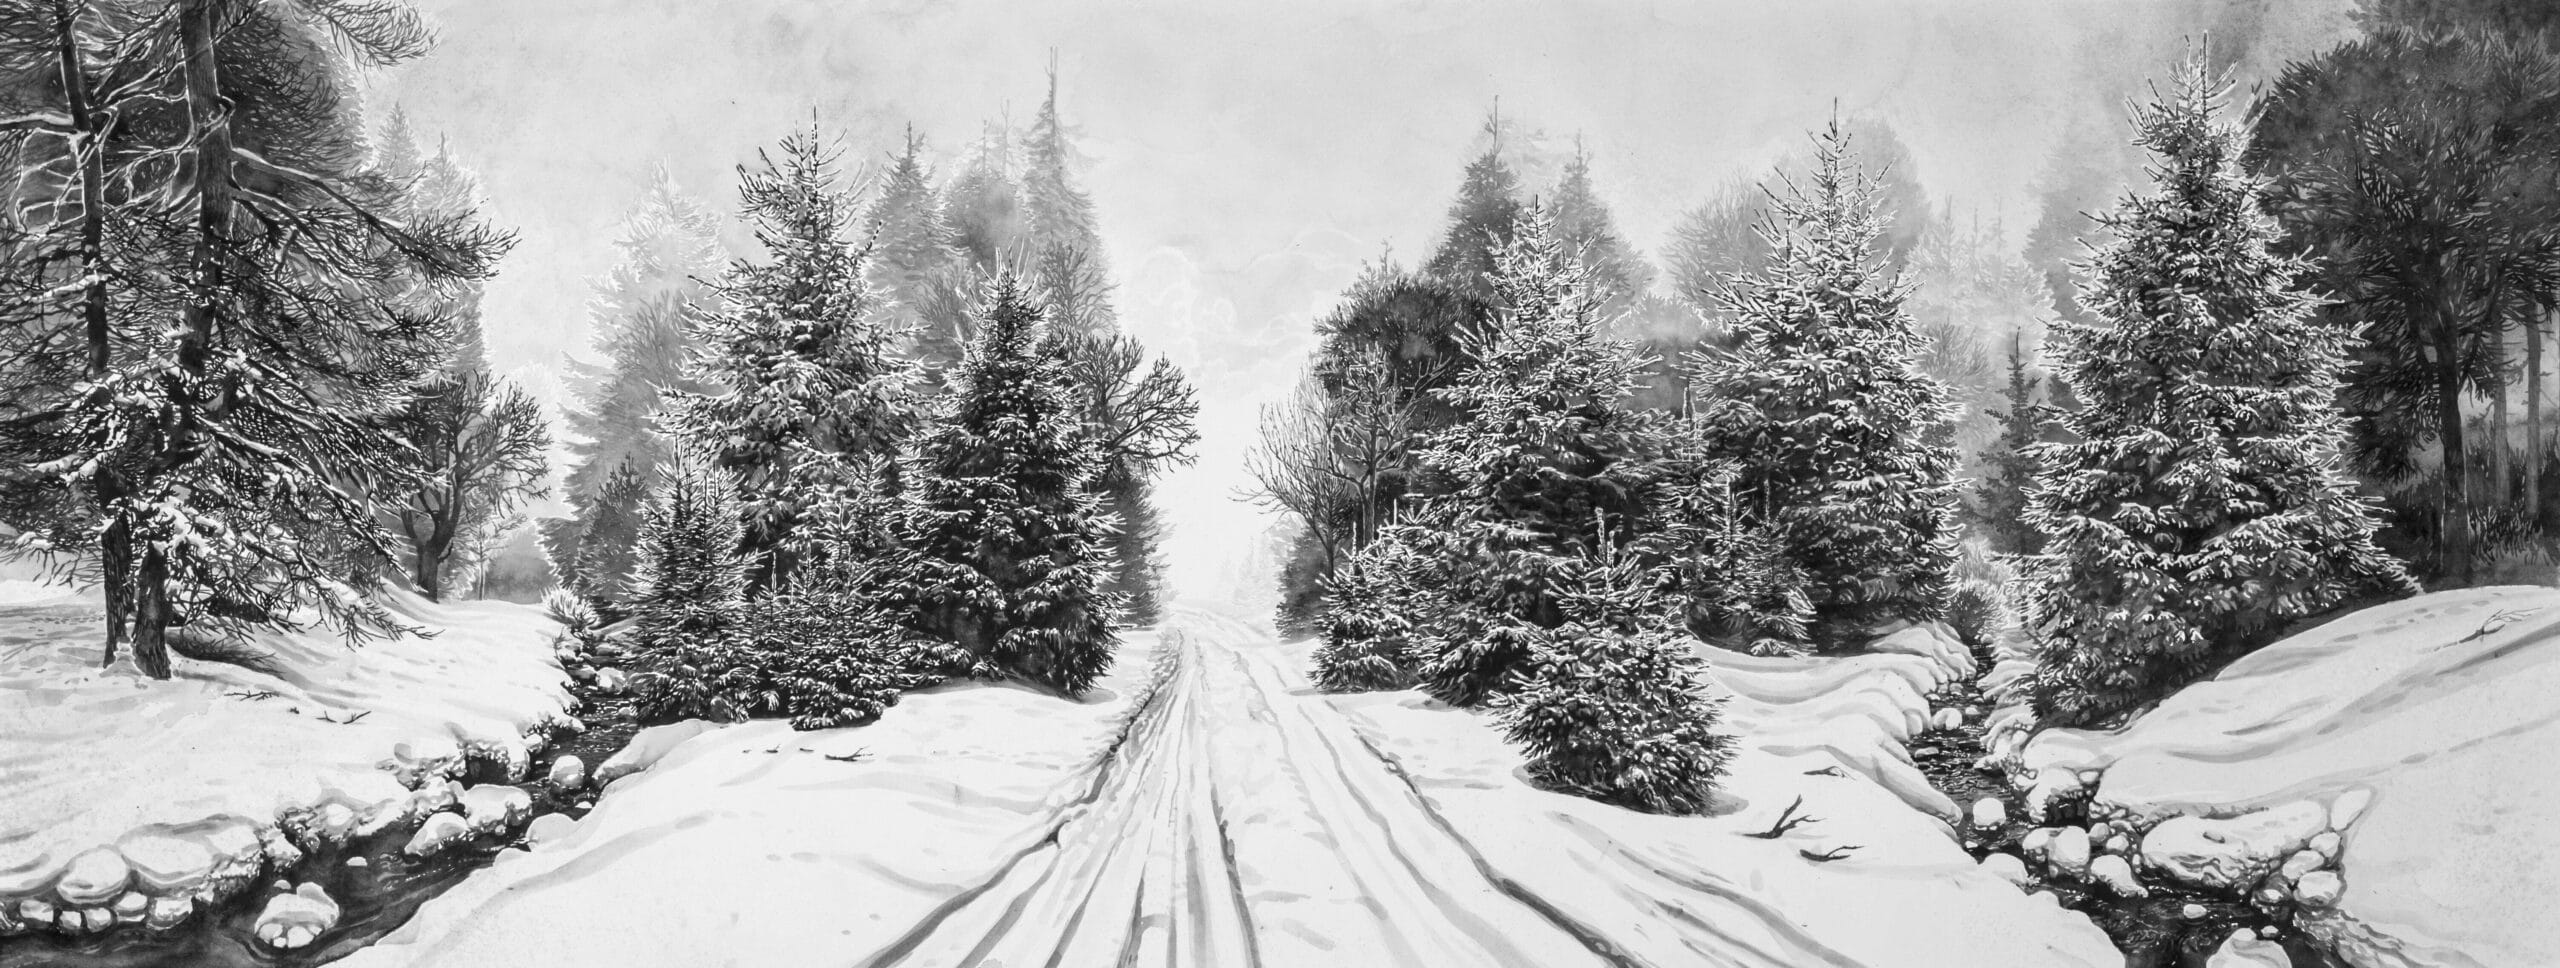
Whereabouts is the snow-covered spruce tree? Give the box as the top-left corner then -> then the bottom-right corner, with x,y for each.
1968,332 -> 2049,556
1644,456 -> 1814,656
626,451 -> 755,723
895,276 -> 1122,695
1403,206 -> 1672,707
2021,61 -> 2417,728
1310,531 -> 1430,692
546,169 -> 724,605
1500,547 -> 1735,816
1691,118 -> 1962,651
664,126 -> 921,591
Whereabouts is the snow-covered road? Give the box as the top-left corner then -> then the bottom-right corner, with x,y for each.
867,616 -> 1616,968
342,608 -> 2117,967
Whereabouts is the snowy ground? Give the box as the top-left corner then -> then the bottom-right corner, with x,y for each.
0,579 -> 572,937
350,608 -> 2118,967
2006,587 -> 2560,968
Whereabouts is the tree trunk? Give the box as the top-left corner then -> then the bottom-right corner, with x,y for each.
2437,301 -> 2474,583
2491,336 -> 2511,507
51,0 -> 130,664
2530,305 -> 2546,528
126,0 -> 237,677
129,548 -> 172,679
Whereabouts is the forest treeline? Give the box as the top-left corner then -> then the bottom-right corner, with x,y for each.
0,2 -> 1195,728
1252,0 -> 2560,811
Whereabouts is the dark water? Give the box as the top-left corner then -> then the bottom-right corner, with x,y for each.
0,697 -> 640,968
1908,688 -> 2333,968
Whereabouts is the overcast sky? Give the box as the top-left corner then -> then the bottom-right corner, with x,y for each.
372,0 -> 2358,600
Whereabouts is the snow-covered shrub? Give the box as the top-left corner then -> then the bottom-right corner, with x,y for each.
543,588 -> 601,634
1310,540 -> 1425,692
737,590 -> 973,730
1502,623 -> 1735,815
1647,459 -> 1812,657
625,452 -> 753,722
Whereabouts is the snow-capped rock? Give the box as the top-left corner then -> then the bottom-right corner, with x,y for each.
53,847 -> 130,907
2307,830 -> 2341,861
1930,707 -> 1963,731
459,785 -> 532,836
1970,797 -> 2007,828
2048,826 -> 2092,877
2136,801 -> 2326,891
591,667 -> 630,695
2206,928 -> 2289,968
548,755 -> 588,794
144,895 -> 190,930
2023,767 -> 2083,823
2292,870 -> 2343,909
2182,902 -> 2209,920
404,813 -> 471,858
110,891 -> 146,925
594,720 -> 722,788
2088,855 -> 2145,897
2278,849 -> 2325,882
2020,826 -> 2055,858
254,883 -> 340,950
524,813 -> 577,847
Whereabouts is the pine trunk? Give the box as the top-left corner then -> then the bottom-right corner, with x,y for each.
51,0 -> 131,664
127,0 -> 238,677
2436,301 -> 2474,583
2530,306 -> 2546,528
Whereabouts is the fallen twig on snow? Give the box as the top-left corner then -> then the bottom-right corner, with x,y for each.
1799,844 -> 1861,862
1746,795 -> 1819,839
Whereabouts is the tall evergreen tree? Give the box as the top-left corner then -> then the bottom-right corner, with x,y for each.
1969,332 -> 2049,556
1691,118 -> 1961,650
865,127 -> 962,360
1423,112 -> 1526,305
666,126 -> 920,591
895,277 -> 1121,694
2022,61 -> 2417,728
943,120 -> 1021,273
1019,60 -> 1102,259
1548,140 -> 1654,317
1403,206 -> 1670,706
546,169 -> 724,603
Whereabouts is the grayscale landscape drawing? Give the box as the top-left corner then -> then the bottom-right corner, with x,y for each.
1,1 -> 2554,966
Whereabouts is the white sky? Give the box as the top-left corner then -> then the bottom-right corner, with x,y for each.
374,0 -> 2356,601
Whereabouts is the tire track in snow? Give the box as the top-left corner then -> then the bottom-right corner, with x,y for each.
866,610 -> 1642,968
859,630 -> 1261,968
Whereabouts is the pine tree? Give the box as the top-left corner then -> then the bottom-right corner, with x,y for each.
626,451 -> 754,723
546,170 -> 724,604
1310,532 -> 1428,692
571,459 -> 651,602
1422,112 -> 1526,305
895,277 -> 1122,695
1549,141 -> 1655,317
2021,61 -> 2418,728
1691,118 -> 1962,650
1970,333 -> 2049,555
93,0 -> 511,676
1404,206 -> 1671,706
1499,548 -> 1735,815
665,126 -> 921,590
865,127 -> 963,361
1020,60 -> 1103,260
943,121 -> 1022,272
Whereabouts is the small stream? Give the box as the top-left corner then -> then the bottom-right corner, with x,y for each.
1910,680 -> 2332,968
0,695 -> 640,968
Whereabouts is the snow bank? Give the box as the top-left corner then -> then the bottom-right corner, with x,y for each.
2016,586 -> 2560,968
0,581 -> 571,935
336,631 -> 1170,968
1323,623 -> 2118,968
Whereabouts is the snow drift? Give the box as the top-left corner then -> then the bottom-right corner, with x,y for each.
0,580 -> 572,937
2012,586 -> 2560,968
